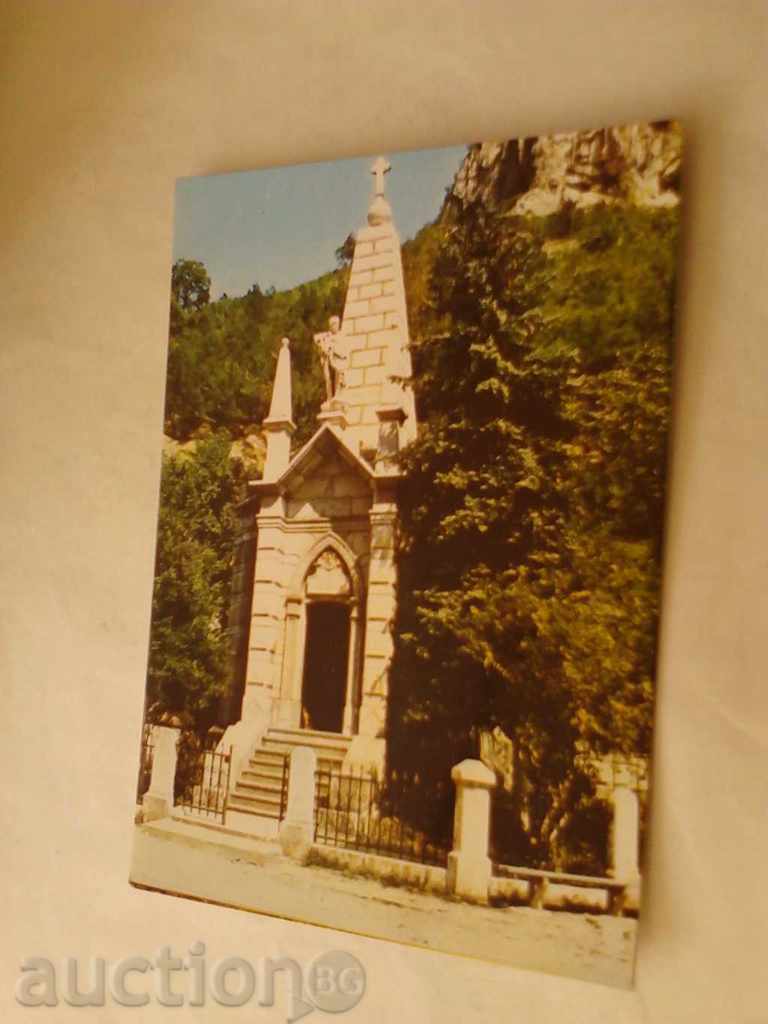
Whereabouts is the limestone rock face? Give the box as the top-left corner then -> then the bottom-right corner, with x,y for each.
445,121 -> 681,218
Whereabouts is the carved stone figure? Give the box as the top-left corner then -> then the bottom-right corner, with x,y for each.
313,315 -> 347,402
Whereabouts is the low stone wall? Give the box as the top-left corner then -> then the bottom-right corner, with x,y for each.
489,876 -> 612,913
308,845 -> 447,894
490,865 -> 639,916
308,843 -> 636,915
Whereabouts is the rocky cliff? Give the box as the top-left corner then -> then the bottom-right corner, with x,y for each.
444,121 -> 681,218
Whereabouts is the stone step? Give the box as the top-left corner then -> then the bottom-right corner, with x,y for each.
231,795 -> 282,816
249,749 -> 290,765
268,726 -> 350,742
229,786 -> 278,804
263,728 -> 351,755
225,727 -> 353,826
235,778 -> 284,799
242,766 -> 286,785
262,741 -> 348,763
227,796 -> 282,819
247,757 -> 290,770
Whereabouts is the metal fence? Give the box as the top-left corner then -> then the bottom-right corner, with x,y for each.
314,765 -> 451,867
176,745 -> 232,824
136,722 -> 154,803
278,753 -> 290,823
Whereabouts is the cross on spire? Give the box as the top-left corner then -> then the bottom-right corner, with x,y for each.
371,156 -> 391,197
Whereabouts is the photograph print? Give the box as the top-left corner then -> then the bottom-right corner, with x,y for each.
131,120 -> 682,989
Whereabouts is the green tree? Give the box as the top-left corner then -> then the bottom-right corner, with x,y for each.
389,200 -> 677,867
145,433 -> 245,731
171,258 -> 211,311
163,261 -> 343,445
335,233 -> 355,267
170,258 -> 211,336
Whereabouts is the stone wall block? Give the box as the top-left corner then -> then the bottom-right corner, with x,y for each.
349,270 -> 373,287
353,313 -> 385,334
359,282 -> 384,299
344,299 -> 371,320
351,347 -> 384,368
353,252 -> 393,273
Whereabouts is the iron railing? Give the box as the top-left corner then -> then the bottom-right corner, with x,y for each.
136,721 -> 154,802
278,753 -> 290,823
176,745 -> 232,824
314,765 -> 451,867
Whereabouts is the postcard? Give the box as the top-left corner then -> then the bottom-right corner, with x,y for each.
131,121 -> 682,991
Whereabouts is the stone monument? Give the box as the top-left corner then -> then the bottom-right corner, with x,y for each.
220,158 -> 416,826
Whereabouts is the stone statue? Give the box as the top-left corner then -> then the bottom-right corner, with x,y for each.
313,315 -> 347,403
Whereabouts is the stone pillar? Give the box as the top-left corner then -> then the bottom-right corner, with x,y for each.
446,759 -> 496,904
142,726 -> 180,823
240,503 -> 292,729
276,597 -> 303,729
345,502 -> 395,771
262,337 -> 295,482
279,746 -> 317,863
358,503 -> 396,738
341,603 -> 361,736
611,781 -> 641,881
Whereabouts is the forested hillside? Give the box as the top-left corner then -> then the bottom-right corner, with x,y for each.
164,260 -> 346,448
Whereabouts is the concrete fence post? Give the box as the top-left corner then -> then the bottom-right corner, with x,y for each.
142,725 -> 180,822
279,746 -> 317,862
609,758 -> 642,893
446,758 -> 496,904
611,781 -> 641,882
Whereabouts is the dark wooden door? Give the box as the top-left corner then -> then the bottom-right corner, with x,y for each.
301,602 -> 350,733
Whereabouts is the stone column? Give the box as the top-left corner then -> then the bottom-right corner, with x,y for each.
276,597 -> 302,728
446,759 -> 496,904
262,337 -> 295,482
341,603 -> 361,736
142,726 -> 180,823
358,504 -> 396,737
611,781 -> 641,881
279,746 -> 317,863
241,503 -> 292,728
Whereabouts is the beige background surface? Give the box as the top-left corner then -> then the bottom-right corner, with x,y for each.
1,2 -> 766,1021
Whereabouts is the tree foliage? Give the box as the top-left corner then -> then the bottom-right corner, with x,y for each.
170,259 -> 211,335
146,433 -> 245,731
164,266 -> 347,447
149,199 -> 678,872
148,255 -> 351,731
389,200 -> 678,867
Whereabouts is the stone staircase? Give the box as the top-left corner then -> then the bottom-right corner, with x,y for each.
226,727 -> 351,830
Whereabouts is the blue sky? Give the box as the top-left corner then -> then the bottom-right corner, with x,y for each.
173,144 -> 468,299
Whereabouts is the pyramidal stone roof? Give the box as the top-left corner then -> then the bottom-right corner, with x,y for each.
334,156 -> 417,459
257,158 -> 418,491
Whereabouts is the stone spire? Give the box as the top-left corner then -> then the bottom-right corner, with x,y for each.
262,337 -> 295,480
332,156 -> 417,464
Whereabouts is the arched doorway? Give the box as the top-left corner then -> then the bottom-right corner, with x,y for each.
301,602 -> 351,732
299,548 -> 357,734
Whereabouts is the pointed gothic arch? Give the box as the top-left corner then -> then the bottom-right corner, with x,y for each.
288,532 -> 363,604
276,532 -> 366,735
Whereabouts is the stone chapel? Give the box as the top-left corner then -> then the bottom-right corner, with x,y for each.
219,158 -> 416,821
